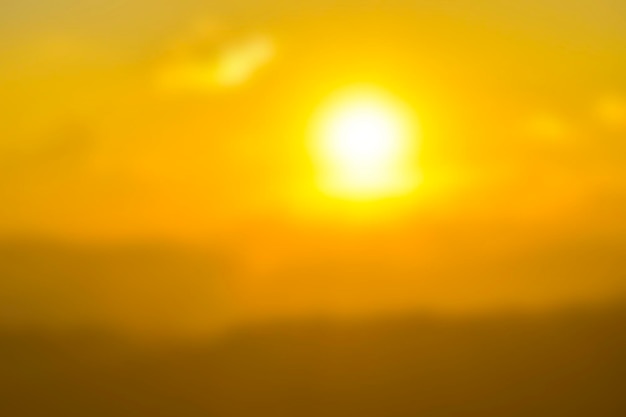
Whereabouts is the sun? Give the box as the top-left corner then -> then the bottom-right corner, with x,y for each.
310,86 -> 420,200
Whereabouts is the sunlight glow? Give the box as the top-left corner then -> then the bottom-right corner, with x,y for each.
310,87 -> 420,200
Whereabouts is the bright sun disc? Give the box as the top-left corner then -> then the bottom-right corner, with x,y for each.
310,87 -> 420,200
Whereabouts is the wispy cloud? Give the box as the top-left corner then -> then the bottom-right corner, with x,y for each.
155,22 -> 275,93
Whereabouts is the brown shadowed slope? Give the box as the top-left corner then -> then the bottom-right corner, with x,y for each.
1,304 -> 626,417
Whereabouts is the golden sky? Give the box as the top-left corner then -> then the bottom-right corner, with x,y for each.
1,0 -> 625,332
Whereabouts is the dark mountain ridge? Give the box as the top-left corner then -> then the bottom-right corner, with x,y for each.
2,304 -> 626,417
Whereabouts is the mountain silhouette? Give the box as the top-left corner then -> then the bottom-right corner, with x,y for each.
2,304 -> 626,417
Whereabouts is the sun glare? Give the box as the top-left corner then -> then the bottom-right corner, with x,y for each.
310,87 -> 420,200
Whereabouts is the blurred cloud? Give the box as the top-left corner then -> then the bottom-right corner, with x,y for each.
156,23 -> 275,92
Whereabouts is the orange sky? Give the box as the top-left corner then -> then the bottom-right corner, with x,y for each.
0,0 -> 625,331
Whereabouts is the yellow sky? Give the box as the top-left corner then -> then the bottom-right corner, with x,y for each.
0,0 -> 625,331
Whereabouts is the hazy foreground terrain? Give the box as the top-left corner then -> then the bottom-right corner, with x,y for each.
1,240 -> 625,417
2,304 -> 626,417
